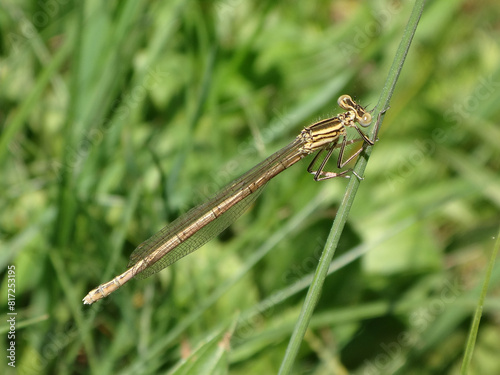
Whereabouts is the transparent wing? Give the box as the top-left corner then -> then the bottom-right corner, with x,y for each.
132,185 -> 265,279
128,139 -> 304,279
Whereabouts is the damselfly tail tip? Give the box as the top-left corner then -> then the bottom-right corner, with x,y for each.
82,295 -> 95,305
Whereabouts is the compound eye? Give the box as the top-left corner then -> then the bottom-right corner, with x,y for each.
337,94 -> 351,108
359,112 -> 372,126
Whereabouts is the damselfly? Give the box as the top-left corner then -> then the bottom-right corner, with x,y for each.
83,95 -> 379,304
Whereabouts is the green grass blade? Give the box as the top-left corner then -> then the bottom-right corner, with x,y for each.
0,32 -> 73,163
460,225 -> 500,374
278,1 -> 427,373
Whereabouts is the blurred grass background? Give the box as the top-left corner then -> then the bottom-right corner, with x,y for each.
1,0 -> 500,374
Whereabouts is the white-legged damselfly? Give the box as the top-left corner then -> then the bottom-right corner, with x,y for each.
83,95 -> 379,304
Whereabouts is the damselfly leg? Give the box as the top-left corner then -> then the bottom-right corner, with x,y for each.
307,104 -> 387,181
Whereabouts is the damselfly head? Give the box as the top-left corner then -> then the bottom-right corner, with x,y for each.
337,95 -> 372,127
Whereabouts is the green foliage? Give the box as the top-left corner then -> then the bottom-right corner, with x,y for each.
0,1 -> 499,374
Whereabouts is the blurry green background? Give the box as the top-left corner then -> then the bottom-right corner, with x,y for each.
1,1 -> 500,374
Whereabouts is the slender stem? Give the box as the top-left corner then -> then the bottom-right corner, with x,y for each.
460,224 -> 500,374
278,1 -> 427,373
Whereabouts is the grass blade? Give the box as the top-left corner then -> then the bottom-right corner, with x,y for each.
278,1 -> 427,373
460,225 -> 500,374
